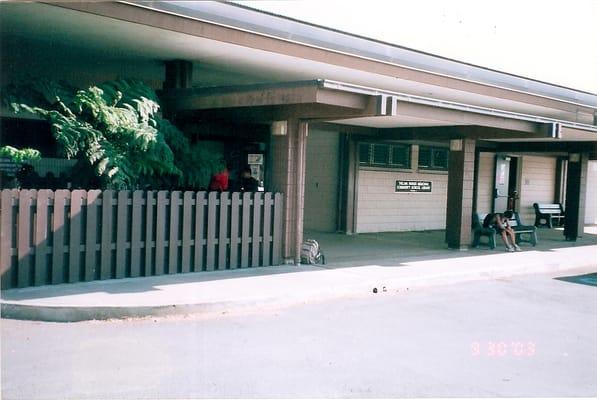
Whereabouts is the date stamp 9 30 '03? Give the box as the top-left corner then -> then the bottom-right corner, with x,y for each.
471,341 -> 536,357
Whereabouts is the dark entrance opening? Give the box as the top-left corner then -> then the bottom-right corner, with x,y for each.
493,154 -> 520,212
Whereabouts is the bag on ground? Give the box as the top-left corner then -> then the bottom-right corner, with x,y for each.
300,239 -> 325,265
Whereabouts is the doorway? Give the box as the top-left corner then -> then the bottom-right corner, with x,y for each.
493,154 -> 520,212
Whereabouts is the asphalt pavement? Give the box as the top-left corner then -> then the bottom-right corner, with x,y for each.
2,270 -> 596,399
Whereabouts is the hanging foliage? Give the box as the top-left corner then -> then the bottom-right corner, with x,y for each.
4,78 -> 221,189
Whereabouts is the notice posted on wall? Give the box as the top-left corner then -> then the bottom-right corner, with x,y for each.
395,180 -> 432,193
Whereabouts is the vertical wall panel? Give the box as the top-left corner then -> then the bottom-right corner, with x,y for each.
241,192 -> 251,268
34,190 -> 51,286
357,168 -> 449,233
168,191 -> 181,274
518,156 -> 557,224
229,193 -> 241,269
206,191 -> 218,270
181,191 -> 193,273
52,190 -> 69,284
251,193 -> 262,267
304,128 -> 340,232
68,190 -> 85,283
130,191 -> 143,278
586,161 -> 597,224
85,190 -> 101,281
476,152 -> 496,214
218,192 -> 229,270
17,190 -> 35,288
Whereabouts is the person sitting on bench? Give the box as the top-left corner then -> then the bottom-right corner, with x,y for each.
483,212 -> 521,252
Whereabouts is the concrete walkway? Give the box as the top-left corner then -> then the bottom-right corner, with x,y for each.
2,227 -> 597,322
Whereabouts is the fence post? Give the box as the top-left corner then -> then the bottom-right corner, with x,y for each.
206,191 -> 218,270
34,190 -> 51,286
155,191 -> 168,275
85,190 -> 101,281
262,193 -> 273,266
1,190 -> 18,289
115,190 -> 129,279
218,192 -> 229,270
252,192 -> 262,267
194,192 -> 206,272
144,191 -> 155,276
130,191 -> 143,278
181,191 -> 193,273
17,190 -> 35,288
68,190 -> 85,283
229,193 -> 241,269
241,192 -> 251,268
52,190 -> 69,284
100,190 -> 114,280
168,191 -> 181,274
272,193 -> 283,266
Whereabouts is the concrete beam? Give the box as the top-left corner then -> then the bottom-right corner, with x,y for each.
367,124 -> 549,142
161,85 -> 320,111
560,126 -> 597,141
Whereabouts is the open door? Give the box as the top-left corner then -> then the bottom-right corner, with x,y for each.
493,155 -> 510,212
493,154 -> 520,212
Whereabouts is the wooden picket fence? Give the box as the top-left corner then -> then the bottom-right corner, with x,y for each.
0,189 -> 284,289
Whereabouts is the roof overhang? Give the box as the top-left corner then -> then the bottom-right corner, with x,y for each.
161,79 -> 597,142
2,1 -> 595,126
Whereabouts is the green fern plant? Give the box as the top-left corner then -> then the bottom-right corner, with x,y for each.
0,146 -> 41,164
4,79 -> 221,189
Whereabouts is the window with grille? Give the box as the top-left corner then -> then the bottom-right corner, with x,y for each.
418,146 -> 449,171
358,143 -> 411,169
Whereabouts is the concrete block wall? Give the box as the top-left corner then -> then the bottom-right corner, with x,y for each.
476,152 -> 495,214
585,161 -> 597,224
518,155 -> 557,224
356,169 -> 448,233
304,128 -> 340,232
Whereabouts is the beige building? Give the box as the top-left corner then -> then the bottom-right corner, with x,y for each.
1,1 -> 596,268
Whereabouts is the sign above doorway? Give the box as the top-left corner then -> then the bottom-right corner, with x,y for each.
395,180 -> 432,193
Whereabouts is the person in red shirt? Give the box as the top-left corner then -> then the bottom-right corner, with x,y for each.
208,164 -> 229,191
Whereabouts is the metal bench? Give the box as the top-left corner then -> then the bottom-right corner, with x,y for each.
533,203 -> 565,228
506,211 -> 538,246
472,212 -> 496,249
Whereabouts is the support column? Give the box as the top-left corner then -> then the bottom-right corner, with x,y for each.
269,119 -> 308,263
563,152 -> 589,241
338,135 -> 358,234
445,138 -> 476,249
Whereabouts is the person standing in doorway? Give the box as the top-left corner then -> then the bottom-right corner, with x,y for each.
238,165 -> 259,192
208,163 -> 230,192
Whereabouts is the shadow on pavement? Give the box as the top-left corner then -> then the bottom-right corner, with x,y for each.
554,273 -> 597,287
2,226 -> 596,301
